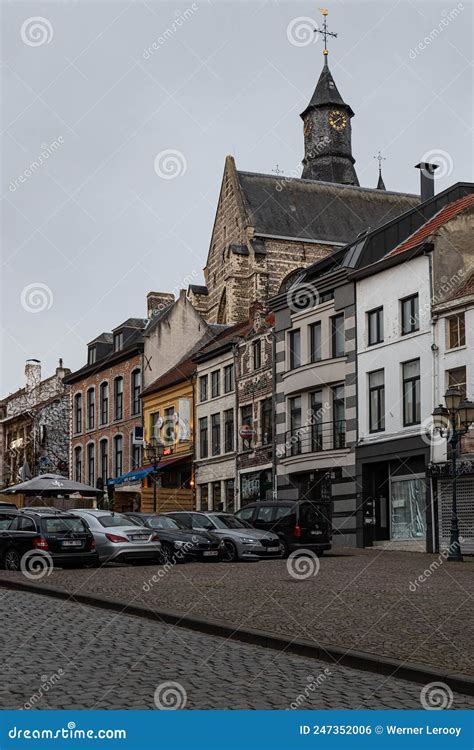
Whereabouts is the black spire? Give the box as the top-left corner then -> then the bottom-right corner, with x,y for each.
374,151 -> 386,190
301,58 -> 354,119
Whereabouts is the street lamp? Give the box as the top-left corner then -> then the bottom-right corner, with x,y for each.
144,436 -> 164,513
432,389 -> 474,562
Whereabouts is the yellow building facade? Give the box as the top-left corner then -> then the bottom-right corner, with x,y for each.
140,357 -> 195,513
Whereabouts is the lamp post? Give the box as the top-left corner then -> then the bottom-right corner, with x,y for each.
144,437 -> 164,513
432,388 -> 474,562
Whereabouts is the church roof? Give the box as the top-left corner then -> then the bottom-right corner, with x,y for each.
236,171 -> 419,245
301,60 -> 354,118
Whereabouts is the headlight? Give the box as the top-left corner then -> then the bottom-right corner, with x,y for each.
239,536 -> 258,544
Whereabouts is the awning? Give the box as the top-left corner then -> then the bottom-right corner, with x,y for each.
107,456 -> 188,487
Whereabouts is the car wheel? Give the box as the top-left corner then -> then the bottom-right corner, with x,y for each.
160,543 -> 175,565
222,540 -> 238,563
4,547 -> 21,571
281,540 -> 291,558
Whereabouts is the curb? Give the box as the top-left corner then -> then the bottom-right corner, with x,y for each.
1,577 -> 473,697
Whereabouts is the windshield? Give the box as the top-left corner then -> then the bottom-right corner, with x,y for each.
97,515 -> 136,528
43,518 -> 88,534
211,515 -> 248,530
145,516 -> 181,530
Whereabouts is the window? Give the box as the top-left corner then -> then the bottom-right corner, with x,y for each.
74,446 -> 82,482
113,435 -> 123,477
331,314 -> 345,358
88,347 -> 96,365
87,443 -> 95,486
288,330 -> 301,369
150,412 -> 160,440
332,385 -> 345,448
131,441 -> 141,470
261,398 -> 272,445
401,294 -> 419,335
311,390 -> 323,451
199,417 -> 208,458
310,322 -> 321,362
212,481 -> 222,511
199,485 -> 208,511
320,290 -> 334,303
99,439 -> 108,483
403,359 -> 421,426
369,370 -> 385,432
114,377 -> 123,420
114,331 -> 123,352
74,393 -> 82,434
447,366 -> 466,399
199,375 -> 208,402
225,478 -> 235,513
241,404 -> 253,449
163,406 -> 175,445
252,339 -> 262,370
224,409 -> 234,452
131,370 -> 141,415
99,382 -> 109,425
224,364 -> 234,393
211,414 -> 221,456
289,396 -> 302,456
211,370 -> 220,398
86,388 -> 95,430
447,313 -> 466,349
368,307 -> 384,346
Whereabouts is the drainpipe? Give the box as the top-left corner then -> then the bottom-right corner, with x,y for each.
426,244 -> 438,554
271,324 -> 277,500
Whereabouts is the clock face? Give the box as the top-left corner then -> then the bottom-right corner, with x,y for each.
328,110 -> 348,131
304,118 -> 312,137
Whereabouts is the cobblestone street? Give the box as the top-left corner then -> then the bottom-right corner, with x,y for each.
1,588 -> 473,710
1,548 -> 471,677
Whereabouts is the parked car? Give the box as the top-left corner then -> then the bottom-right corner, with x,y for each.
71,509 -> 162,565
0,508 -> 98,570
235,500 -> 332,556
124,512 -> 223,563
167,511 -> 283,562
0,501 -> 17,509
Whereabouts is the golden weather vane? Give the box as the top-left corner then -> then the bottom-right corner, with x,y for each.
316,8 -> 337,57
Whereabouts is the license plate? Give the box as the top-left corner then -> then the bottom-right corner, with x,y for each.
203,550 -> 218,557
130,535 -> 149,541
62,540 -> 82,547
310,530 -> 321,535
267,546 -> 280,552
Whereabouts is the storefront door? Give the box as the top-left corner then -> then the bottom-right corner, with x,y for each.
390,475 -> 426,540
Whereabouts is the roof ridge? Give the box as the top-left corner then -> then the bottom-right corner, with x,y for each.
236,170 -> 418,198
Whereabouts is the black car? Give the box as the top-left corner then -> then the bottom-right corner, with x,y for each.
235,500 -> 332,556
124,513 -> 222,563
0,509 -> 98,570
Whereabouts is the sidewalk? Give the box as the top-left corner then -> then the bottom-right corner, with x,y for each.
0,547 -> 472,678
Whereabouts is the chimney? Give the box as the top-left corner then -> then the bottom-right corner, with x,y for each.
56,358 -> 66,380
415,162 -> 439,203
146,291 -> 174,318
25,359 -> 41,391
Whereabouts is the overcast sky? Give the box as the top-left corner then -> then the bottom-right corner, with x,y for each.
1,0 -> 472,396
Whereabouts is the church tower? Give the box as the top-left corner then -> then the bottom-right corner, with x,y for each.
300,13 -> 359,186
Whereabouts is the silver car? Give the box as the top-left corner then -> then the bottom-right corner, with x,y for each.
71,509 -> 162,565
167,511 -> 283,562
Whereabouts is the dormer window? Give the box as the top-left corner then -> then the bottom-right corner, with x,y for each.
88,347 -> 96,365
114,332 -> 123,352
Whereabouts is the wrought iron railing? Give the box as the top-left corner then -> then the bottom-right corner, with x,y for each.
283,420 -> 346,457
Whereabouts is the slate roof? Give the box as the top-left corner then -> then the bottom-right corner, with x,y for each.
301,60 -> 353,118
387,194 -> 474,257
113,318 -> 147,331
89,332 -> 113,345
236,171 -> 419,245
193,321 -> 250,363
189,285 -> 208,295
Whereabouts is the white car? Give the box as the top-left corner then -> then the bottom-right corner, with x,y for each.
70,509 -> 162,565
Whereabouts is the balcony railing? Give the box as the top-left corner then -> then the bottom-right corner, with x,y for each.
283,420 -> 346,458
